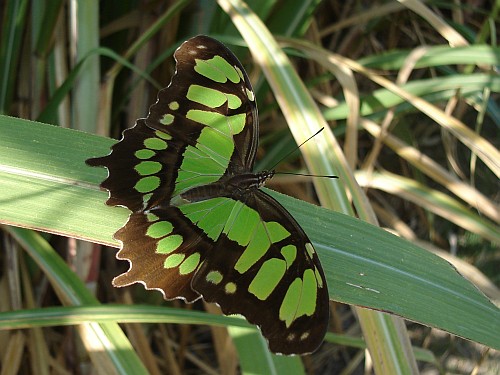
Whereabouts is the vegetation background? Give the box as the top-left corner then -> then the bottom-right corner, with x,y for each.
0,0 -> 498,374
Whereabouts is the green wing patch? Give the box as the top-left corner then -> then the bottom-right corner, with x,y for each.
87,35 -> 329,355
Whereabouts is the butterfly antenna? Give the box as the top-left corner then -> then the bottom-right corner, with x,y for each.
269,127 -> 338,179
276,171 -> 338,179
268,128 -> 324,171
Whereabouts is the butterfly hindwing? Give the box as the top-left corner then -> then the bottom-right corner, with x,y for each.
192,190 -> 329,354
112,207 -> 210,302
87,35 -> 329,355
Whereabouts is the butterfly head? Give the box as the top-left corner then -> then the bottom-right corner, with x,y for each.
257,170 -> 275,187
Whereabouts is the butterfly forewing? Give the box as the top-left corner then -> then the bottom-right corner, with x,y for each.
87,120 -> 179,212
87,35 -> 329,355
147,35 -> 259,176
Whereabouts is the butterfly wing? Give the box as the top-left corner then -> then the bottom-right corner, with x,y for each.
147,35 -> 259,176
189,190 -> 329,355
87,35 -> 258,211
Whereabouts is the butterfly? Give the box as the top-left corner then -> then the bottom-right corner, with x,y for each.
87,35 -> 329,355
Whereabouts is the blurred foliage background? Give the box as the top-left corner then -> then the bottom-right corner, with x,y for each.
0,0 -> 499,374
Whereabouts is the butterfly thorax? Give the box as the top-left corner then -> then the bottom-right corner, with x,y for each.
174,170 -> 275,204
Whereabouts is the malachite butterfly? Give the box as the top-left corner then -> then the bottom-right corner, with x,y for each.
87,35 -> 329,355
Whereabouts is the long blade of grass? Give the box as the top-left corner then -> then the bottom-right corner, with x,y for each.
323,73 -> 500,121
0,0 -> 29,114
0,115 -> 499,350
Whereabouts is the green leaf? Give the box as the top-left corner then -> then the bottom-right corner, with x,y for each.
323,73 -> 500,121
359,45 -> 500,70
0,114 -> 499,350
